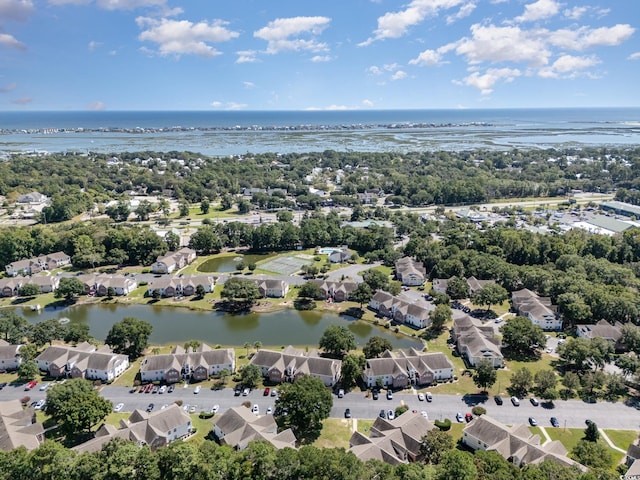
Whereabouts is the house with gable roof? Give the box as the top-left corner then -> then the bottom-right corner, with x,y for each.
349,411 -> 435,465
0,399 -> 45,452
250,346 -> 341,386
462,415 -> 587,471
362,349 -> 454,388
452,315 -> 503,367
151,248 -> 196,274
73,404 -> 191,453
139,343 -> 235,384
0,340 -> 23,371
311,279 -> 357,302
35,342 -> 129,381
76,273 -> 138,296
576,319 -> 629,351
213,406 -> 297,450
5,251 -> 71,277
512,288 -> 562,331
394,257 -> 426,286
253,278 -> 289,298
147,274 -> 215,297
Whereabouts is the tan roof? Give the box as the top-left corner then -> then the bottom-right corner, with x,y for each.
215,406 -> 296,450
140,345 -> 234,373
0,400 -> 44,451
250,347 -> 341,379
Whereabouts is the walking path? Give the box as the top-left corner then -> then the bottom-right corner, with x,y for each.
599,428 -> 628,454
351,418 -> 358,433
539,426 -> 552,446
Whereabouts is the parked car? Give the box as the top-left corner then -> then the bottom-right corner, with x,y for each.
151,386 -> 159,394
417,393 -> 425,401
251,404 -> 259,414
387,410 -> 395,420
34,399 -> 46,410
372,390 -> 379,400
511,396 -> 520,406
113,402 -> 124,413
270,389 -> 277,397
465,413 -> 473,422
167,385 -> 175,393
24,381 -> 37,391
266,406 -> 272,415
379,409 -> 386,418
456,412 -> 464,422
243,388 -> 250,396
425,392 -> 433,402
530,397 -> 539,406
585,419 -> 593,425
159,385 -> 167,394
495,395 -> 504,405
146,403 -> 154,412
211,404 -> 219,414
420,411 -> 428,419
338,389 -> 344,398
0,382 -> 7,390
129,387 -> 138,393
194,386 -> 201,394
189,405 -> 197,414
264,388 -> 270,396
344,408 -> 351,418
529,417 -> 538,426
550,417 -> 560,428
386,390 -> 393,400
234,385 -> 242,396
39,383 -> 50,391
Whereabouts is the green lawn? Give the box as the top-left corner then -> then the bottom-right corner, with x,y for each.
357,419 -> 374,435
314,418 -> 354,449
604,429 -> 638,452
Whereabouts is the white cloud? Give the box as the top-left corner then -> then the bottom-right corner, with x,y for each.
360,0 -> 464,45
362,99 -> 374,107
391,70 -> 407,80
457,67 -> 521,94
538,54 -> 600,78
0,32 -> 26,50
383,63 -> 400,71
0,0 -> 34,22
548,24 -> 635,50
254,16 -> 330,54
210,101 -> 222,108
88,40 -> 102,51
49,0 -> 170,9
236,50 -> 258,63
136,17 -> 239,58
0,82 -> 16,92
446,2 -> 476,25
210,101 -> 247,110
515,0 -> 560,23
86,100 -> 105,110
409,44 -> 455,66
563,6 -> 588,20
368,65 -> 383,75
629,52 -> 640,60
311,55 -> 331,62
243,81 -> 255,89
456,24 -> 550,67
305,105 -> 351,111
12,96 -> 32,104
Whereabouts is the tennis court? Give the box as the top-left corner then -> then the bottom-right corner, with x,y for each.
260,256 -> 313,275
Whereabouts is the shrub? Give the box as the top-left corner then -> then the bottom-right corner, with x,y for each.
434,419 -> 452,431
199,412 -> 215,419
20,396 -> 31,405
472,406 -> 486,416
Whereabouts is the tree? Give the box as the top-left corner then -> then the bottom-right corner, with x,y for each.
589,337 -> 614,369
276,210 -> 294,222
135,200 -> 154,221
420,429 -> 454,465
0,310 -> 30,344
349,282 -> 372,309
63,322 -> 91,344
471,283 -> 508,312
473,359 -> 497,392
534,370 -> 558,401
429,304 -> 452,332
240,364 -> 262,389
178,202 -> 190,217
363,336 -> 393,359
106,287 -> 115,299
55,277 -> 85,303
220,278 -> 261,309
445,276 -> 469,300
164,231 -> 180,251
195,284 -> 206,298
297,282 -> 324,301
253,341 -> 262,352
510,367 -> 533,397
362,268 -> 390,292
571,439 -> 612,469
243,342 -> 251,357
436,450 -> 477,480
19,343 -> 38,361
200,197 -> 210,214
29,319 -> 65,348
499,316 -> 546,357
340,353 -> 365,389
557,337 -> 592,371
621,323 -> 640,354
18,360 -> 39,381
18,283 -> 41,297
275,375 -> 332,442
45,378 -> 112,436
105,317 -> 153,359
615,353 -> 640,376
319,325 -> 355,358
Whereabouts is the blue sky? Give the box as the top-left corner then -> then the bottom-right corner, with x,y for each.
1,0 -> 638,110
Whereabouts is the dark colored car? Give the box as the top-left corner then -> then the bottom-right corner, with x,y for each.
530,397 -> 540,406
379,409 -> 386,418
146,403 -> 154,412
494,395 -> 503,405
168,385 -> 175,393
550,417 -> 559,428
264,388 -> 270,396
529,417 -> 538,426
344,408 -> 351,419
372,390 -> 379,400
234,385 -> 242,396
0,382 -> 7,389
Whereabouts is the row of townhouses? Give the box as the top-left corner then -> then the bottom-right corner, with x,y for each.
452,315 -> 504,367
0,400 -> 45,452
394,257 -> 426,286
77,273 -> 138,296
432,276 -> 495,296
511,288 -> 563,331
35,342 -> 129,382
147,275 -> 216,297
0,340 -> 22,371
5,251 -> 71,277
362,349 -> 454,389
151,248 -> 197,274
140,343 -> 235,384
0,276 -> 60,297
250,346 -> 342,386
311,279 -> 358,302
369,290 -> 433,329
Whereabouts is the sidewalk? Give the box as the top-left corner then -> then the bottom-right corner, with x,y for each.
599,428 -> 627,454
539,426 -> 552,446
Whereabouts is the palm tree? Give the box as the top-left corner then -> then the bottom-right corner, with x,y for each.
243,342 -> 251,357
253,341 -> 262,352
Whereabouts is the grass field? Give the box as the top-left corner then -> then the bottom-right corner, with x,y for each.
314,418 -> 354,449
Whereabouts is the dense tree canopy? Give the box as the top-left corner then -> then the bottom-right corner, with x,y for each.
105,317 -> 152,359
318,325 -> 356,358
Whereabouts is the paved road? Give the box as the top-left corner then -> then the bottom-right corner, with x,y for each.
3,385 -> 637,431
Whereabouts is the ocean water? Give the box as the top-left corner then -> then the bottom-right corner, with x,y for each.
1,108 -> 639,155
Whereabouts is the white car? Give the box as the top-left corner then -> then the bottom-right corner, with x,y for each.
194,386 -> 201,394
189,405 -> 197,414
210,404 -> 219,414
417,393 -> 425,401
159,385 -> 167,394
387,410 -> 395,420
113,402 -> 124,413
183,404 -> 190,412
266,406 -> 273,415
425,392 -> 433,402
420,410 -> 428,419
39,383 -> 50,391
251,404 -> 259,414
456,412 -> 464,422
35,399 -> 46,410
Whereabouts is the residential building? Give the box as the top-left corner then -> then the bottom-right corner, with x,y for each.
576,319 -> 627,351
0,400 -> 45,451
139,344 -> 235,384
452,315 -> 503,367
253,278 -> 289,298
250,346 -> 341,386
349,411 -> 435,465
394,257 -> 426,286
76,273 -> 138,296
213,406 -> 296,450
5,251 -> 71,277
432,276 -> 495,296
0,277 -> 22,297
462,415 -> 587,471
512,288 -> 562,331
368,291 -> 433,329
147,275 -> 216,297
151,248 -> 197,274
362,349 -> 454,388
0,340 -> 22,371
73,404 -> 191,453
626,443 -> 640,478
311,280 -> 357,302
24,275 -> 59,294
35,342 -> 129,381
17,191 -> 49,205
328,249 -> 352,264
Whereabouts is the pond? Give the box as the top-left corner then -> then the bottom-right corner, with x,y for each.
20,304 -> 423,350
197,253 -> 276,273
